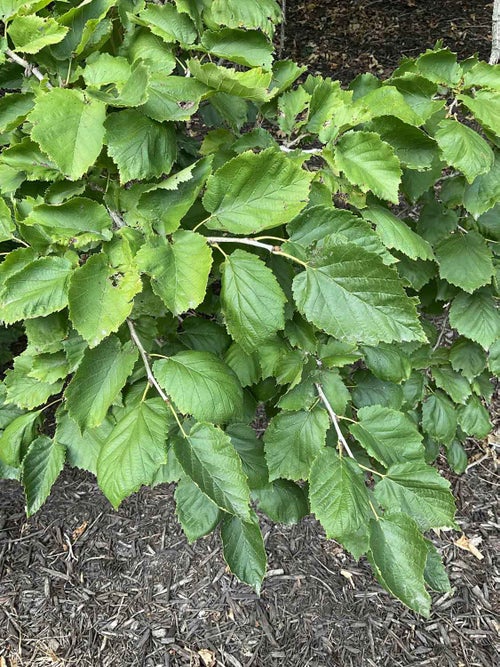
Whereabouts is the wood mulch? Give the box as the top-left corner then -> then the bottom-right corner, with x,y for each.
1,1 -> 499,665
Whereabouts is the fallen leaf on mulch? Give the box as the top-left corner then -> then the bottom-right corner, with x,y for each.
455,534 -> 484,560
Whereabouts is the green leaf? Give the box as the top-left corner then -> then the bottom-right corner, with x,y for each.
458,91 -> 500,137
207,0 -> 281,37
68,253 -> 141,347
23,197 -> 112,247
287,205 -> 394,264
97,399 -> 170,509
189,59 -> 272,102
369,117 -> 439,171
488,340 -> 500,375
431,366 -> 471,405
374,462 -> 456,530
362,206 -> 434,261
134,3 -> 197,45
173,422 -> 251,519
334,131 -> 402,204
0,197 -> 15,242
65,336 -> 138,432
226,423 -> 269,490
0,256 -> 72,324
221,512 -> 267,593
220,250 -> 287,352
4,351 -> 63,410
292,243 -> 425,345
8,14 -> 68,54
361,343 -> 412,383
277,87 -> 311,135
463,153 -> 500,217
316,368 -> 351,415
309,449 -> 371,558
358,85 -> 423,124
254,479 -> 308,524
136,231 -> 212,315
450,338 -> 487,381
0,138 -> 61,181
0,410 -> 40,467
350,406 -> 425,467
55,411 -> 114,475
390,74 -> 444,122
434,119 -> 494,184
154,351 -> 243,423
104,110 -> 177,184
203,148 -> 311,234
140,74 -> 209,123
445,439 -> 468,474
29,89 -> 106,181
180,316 -> 231,356
201,28 -> 273,69
457,396 -> 492,439
22,436 -> 65,516
0,92 -> 34,133
368,512 -> 431,617
28,351 -> 69,384
224,343 -> 261,387
263,408 -> 329,481
424,541 -> 451,592
416,48 -> 462,85
352,369 -> 404,410
435,232 -> 494,293
175,476 -> 222,541
422,391 -> 457,445
449,289 -> 500,349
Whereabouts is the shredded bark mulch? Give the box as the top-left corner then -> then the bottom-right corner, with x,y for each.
1,1 -> 499,665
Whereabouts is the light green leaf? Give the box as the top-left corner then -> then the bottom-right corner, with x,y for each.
50,0 -> 116,60
136,231 -> 212,316
207,0 -> 281,37
28,351 -> 69,384
68,253 -> 141,347
201,28 -> 273,69
104,110 -> 176,184
0,197 -> 15,242
449,289 -> 500,349
226,423 -> 269,490
22,436 -> 65,516
435,119 -> 494,184
128,27 -> 176,74
350,406 -> 425,467
55,410 -> 114,475
23,197 -> 112,247
224,343 -> 261,387
450,338 -> 487,381
457,396 -> 492,439
334,131 -> 402,204
277,87 -> 311,135
309,449 -> 371,558
292,243 -> 425,345
458,91 -> 500,137
362,206 -> 434,261
0,138 -> 61,181
3,352 -> 63,410
154,351 -> 243,423
253,479 -> 308,524
424,541 -> 451,592
416,48 -> 462,85
220,250 -> 286,353
463,153 -> 500,217
435,231 -> 494,293
174,422 -> 251,519
0,256 -> 72,325
203,148 -> 311,234
175,476 -> 222,542
390,74 -> 444,122
189,59 -> 272,102
368,512 -> 431,617
140,74 -> 210,123
374,462 -> 456,530
357,85 -> 423,124
422,391 -> 457,445
221,511 -> 266,592
65,336 -> 138,431
362,343 -> 412,384
0,410 -> 41,467
264,408 -> 329,481
97,399 -> 170,509
29,89 -> 106,181
8,14 -> 68,54
134,3 -> 197,45
431,365 -> 471,404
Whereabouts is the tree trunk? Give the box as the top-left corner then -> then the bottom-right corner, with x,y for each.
490,0 -> 500,64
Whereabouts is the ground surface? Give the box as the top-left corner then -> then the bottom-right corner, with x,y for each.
1,2 -> 499,666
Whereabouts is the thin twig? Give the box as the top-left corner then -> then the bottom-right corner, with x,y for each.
315,383 -> 355,458
127,319 -> 170,405
432,303 -> 451,351
279,145 -> 322,154
5,48 -> 52,88
206,236 -> 309,268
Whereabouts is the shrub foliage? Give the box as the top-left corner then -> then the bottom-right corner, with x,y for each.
1,0 -> 499,616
